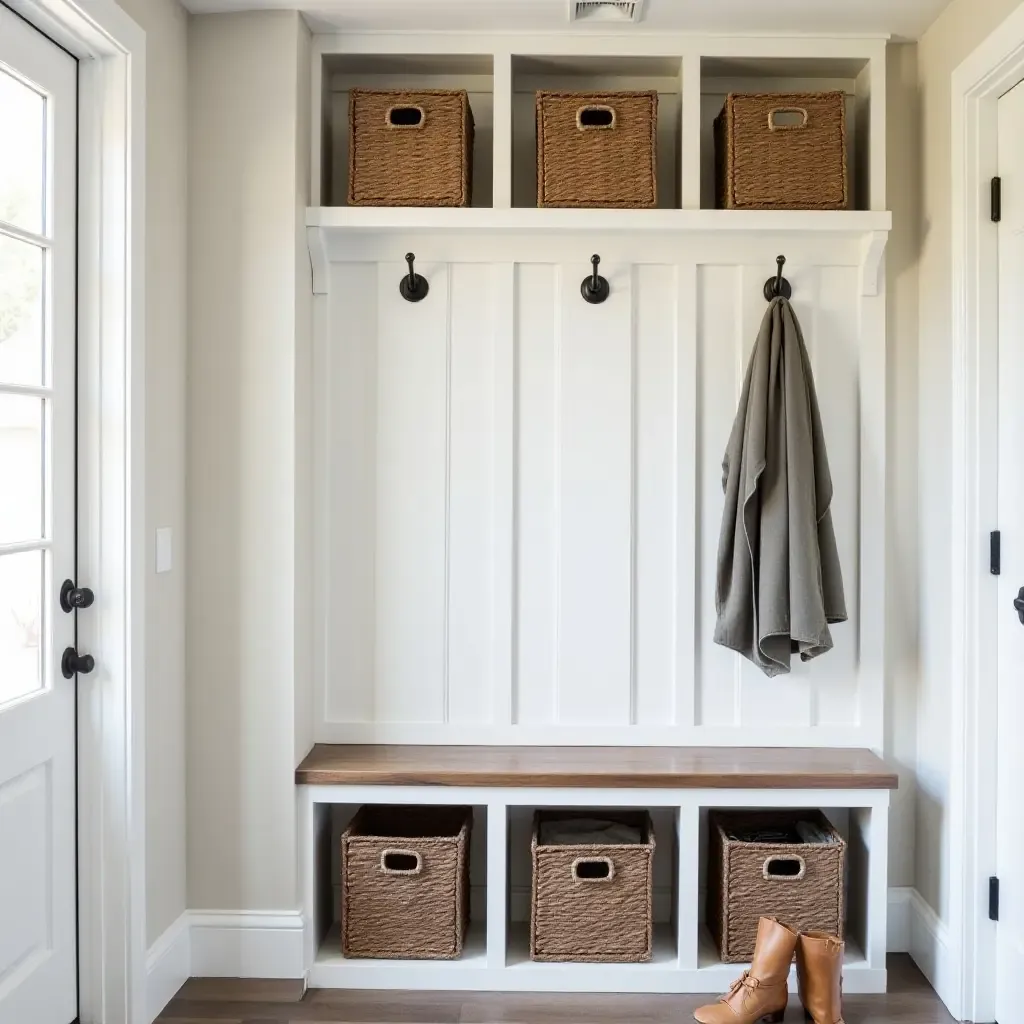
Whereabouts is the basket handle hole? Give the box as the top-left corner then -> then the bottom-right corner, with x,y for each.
572,857 -> 614,881
381,849 -> 422,874
577,105 -> 616,129
387,106 -> 425,127
763,855 -> 806,880
768,107 -> 809,130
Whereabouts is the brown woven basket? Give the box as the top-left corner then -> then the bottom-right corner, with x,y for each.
714,92 -> 848,210
341,805 -> 471,960
708,810 -> 846,963
348,89 -> 474,207
536,91 -> 658,208
530,811 -> 655,962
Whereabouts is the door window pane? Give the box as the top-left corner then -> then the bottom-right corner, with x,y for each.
0,550 -> 43,705
0,395 -> 44,543
0,234 -> 44,386
0,69 -> 45,236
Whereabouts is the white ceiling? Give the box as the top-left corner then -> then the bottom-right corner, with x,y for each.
181,0 -> 955,42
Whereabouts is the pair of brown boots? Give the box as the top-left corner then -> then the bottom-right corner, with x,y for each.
694,917 -> 844,1024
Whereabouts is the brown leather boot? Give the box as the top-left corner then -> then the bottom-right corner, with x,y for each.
693,918 -> 798,1024
796,931 -> 845,1024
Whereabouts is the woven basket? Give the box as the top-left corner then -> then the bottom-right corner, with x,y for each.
536,91 -> 658,208
714,92 -> 848,210
341,805 -> 471,959
530,811 -> 655,962
348,89 -> 474,207
708,810 -> 846,963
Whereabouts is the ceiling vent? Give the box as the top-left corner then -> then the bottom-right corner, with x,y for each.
569,1 -> 646,24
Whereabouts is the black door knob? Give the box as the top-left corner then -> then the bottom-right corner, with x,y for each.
60,579 -> 95,613
1014,587 -> 1024,624
62,647 -> 95,679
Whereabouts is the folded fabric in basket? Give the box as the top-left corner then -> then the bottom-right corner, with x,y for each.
795,819 -> 839,844
724,820 -> 839,845
538,818 -> 644,846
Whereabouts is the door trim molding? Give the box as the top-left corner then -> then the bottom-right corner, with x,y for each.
7,1 -> 148,1022
950,7 -> 1024,1022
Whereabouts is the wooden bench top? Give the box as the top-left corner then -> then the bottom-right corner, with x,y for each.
295,745 -> 898,790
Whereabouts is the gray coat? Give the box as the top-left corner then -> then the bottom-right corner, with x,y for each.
713,297 -> 847,677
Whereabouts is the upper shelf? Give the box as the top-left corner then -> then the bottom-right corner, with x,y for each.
307,206 -> 891,235
306,206 -> 891,297
313,34 -> 889,214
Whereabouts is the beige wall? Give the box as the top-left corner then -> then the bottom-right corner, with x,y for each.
125,0 -> 998,935
187,10 -> 312,911
914,0 -> 1021,919
114,0 -> 190,946
885,41 -> 921,892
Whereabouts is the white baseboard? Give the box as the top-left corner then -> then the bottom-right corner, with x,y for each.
906,888 -> 960,1017
146,913 -> 191,1023
189,910 -> 306,979
146,908 -> 305,1018
886,886 -> 912,953
148,887 -> 925,1003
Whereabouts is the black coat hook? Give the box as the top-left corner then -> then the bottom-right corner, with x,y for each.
763,254 -> 793,302
400,252 -> 429,302
581,254 -> 610,304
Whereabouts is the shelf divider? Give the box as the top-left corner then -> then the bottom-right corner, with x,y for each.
677,802 -> 701,970
680,55 -> 702,210
486,799 -> 509,969
492,51 -> 513,209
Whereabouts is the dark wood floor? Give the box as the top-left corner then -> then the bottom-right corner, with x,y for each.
159,955 -> 955,1023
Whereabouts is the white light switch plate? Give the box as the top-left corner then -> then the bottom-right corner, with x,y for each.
156,528 -> 173,573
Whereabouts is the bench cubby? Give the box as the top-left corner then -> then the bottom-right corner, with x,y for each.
298,745 -> 895,993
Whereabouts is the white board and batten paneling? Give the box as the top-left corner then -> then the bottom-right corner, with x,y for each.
308,30 -> 889,749
312,240 -> 888,749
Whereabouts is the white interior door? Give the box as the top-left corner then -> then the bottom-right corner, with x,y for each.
0,11 -> 78,1024
996,77 -> 1024,1024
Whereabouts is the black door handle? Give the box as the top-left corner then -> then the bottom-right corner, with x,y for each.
62,647 -> 95,679
60,579 -> 94,613
1014,587 -> 1024,624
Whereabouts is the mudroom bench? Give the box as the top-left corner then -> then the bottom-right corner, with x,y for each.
296,745 -> 895,995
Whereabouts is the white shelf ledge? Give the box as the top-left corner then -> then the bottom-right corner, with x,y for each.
309,921 -> 488,988
306,206 -> 890,297
505,921 -> 679,972
307,921 -> 884,994
307,205 -> 891,235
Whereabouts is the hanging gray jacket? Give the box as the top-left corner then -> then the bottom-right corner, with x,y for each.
713,297 -> 847,677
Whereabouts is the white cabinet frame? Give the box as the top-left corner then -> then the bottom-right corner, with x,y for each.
310,32 -> 887,213
299,784 -> 891,994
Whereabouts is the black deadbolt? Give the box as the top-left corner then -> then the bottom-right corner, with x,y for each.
62,647 -> 95,679
1014,587 -> 1024,624
60,579 -> 95,613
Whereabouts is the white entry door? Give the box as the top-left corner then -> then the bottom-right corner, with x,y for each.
0,10 -> 78,1024
996,77 -> 1024,1024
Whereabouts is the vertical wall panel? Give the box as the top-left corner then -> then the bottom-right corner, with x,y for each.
803,266 -> 861,726
325,263 -> 378,723
634,264 -> 678,726
556,262 -> 634,725
515,264 -> 559,725
674,265 -> 699,727
374,261 -> 450,723
490,265 -> 516,725
695,265 -> 743,727
447,263 -> 498,725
